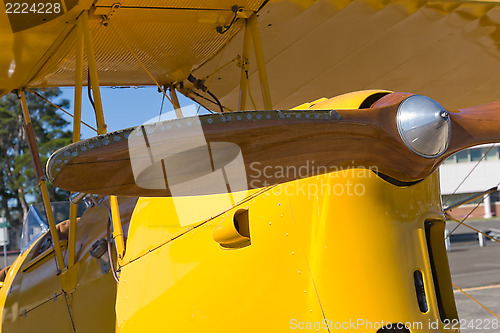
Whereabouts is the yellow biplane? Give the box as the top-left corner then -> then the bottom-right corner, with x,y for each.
1,0 -> 500,332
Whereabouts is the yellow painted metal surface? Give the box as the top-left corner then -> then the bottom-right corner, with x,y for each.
117,171 -> 458,332
122,190 -> 255,263
117,184 -> 327,331
293,89 -> 392,110
2,236 -> 75,332
0,0 -> 92,95
0,197 -> 137,333
0,234 -> 42,330
287,171 -> 456,331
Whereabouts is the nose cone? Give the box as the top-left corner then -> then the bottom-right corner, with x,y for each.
397,95 -> 451,158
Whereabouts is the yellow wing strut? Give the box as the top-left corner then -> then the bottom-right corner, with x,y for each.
19,91 -> 66,272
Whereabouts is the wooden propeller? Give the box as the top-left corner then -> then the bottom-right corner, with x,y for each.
46,92 -> 500,197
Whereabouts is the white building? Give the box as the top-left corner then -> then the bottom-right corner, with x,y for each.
439,144 -> 500,219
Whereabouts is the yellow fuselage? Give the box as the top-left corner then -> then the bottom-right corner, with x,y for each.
116,170 -> 457,332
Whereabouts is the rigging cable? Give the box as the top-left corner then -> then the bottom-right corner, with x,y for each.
451,144 -> 496,195
438,144 -> 500,318
48,235 -> 76,332
453,283 -> 500,320
446,146 -> 500,238
439,184 -> 500,319
201,57 -> 237,80
87,70 -> 96,115
245,70 -> 258,110
27,89 -> 97,133
158,90 -> 166,121
62,291 -> 77,332
108,25 -> 176,110
446,189 -> 490,237
188,94 -> 217,114
189,91 -> 218,113
446,181 -> 500,321
445,213 -> 500,244
107,215 -> 120,284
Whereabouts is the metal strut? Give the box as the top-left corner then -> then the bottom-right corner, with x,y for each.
80,10 -> 125,264
248,14 -> 272,110
67,17 -> 84,270
238,14 -> 272,111
18,91 -> 66,272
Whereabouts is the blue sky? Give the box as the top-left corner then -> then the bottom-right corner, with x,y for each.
58,86 -> 204,139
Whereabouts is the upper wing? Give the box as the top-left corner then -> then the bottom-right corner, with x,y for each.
0,0 -> 265,95
3,0 -> 500,110
192,0 -> 500,111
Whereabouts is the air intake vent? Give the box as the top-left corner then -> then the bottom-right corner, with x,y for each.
414,270 -> 428,313
213,209 -> 251,249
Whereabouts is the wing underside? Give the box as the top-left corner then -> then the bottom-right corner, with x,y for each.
2,0 -> 500,110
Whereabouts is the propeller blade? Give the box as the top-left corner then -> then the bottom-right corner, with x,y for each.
447,100 -> 500,153
46,92 -> 500,197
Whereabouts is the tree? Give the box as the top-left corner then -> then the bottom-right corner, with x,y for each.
0,88 -> 72,248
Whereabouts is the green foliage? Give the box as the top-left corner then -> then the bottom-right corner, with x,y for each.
0,88 -> 72,229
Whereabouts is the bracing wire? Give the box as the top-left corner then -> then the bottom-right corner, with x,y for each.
451,144 -> 496,195
109,25 -> 176,109
442,147 -> 500,317
446,199 -> 485,237
445,213 -> 500,243
453,283 -> 500,320
107,216 -> 120,284
87,70 -> 96,116
158,91 -> 165,122
27,89 -> 97,133
245,70 -> 258,110
446,179 -> 500,319
445,145 -> 499,237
